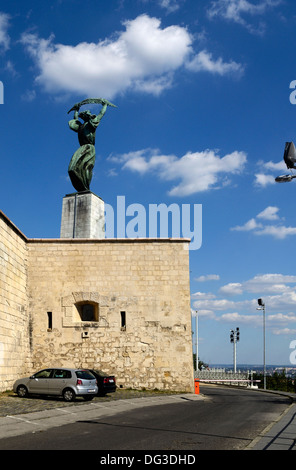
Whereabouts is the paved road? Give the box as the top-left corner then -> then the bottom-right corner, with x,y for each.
0,385 -> 294,451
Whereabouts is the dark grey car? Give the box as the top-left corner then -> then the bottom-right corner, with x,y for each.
13,368 -> 98,402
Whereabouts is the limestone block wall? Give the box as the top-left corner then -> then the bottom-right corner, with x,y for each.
0,212 -> 30,392
27,238 -> 194,392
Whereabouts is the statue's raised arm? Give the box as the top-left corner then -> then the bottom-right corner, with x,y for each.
67,98 -> 117,193
67,98 -> 117,115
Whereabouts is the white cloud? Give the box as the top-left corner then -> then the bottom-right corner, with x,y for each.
217,274 -> 296,300
21,89 -> 36,102
257,206 -> 280,221
158,0 -> 181,13
194,289 -> 296,319
219,311 -> 296,330
0,12 -> 10,51
195,274 -> 220,282
231,206 -> 296,239
186,50 -> 244,77
192,292 -> 216,300
255,224 -> 296,239
250,273 -> 296,283
219,282 -> 243,295
193,298 -> 237,310
197,310 -> 217,319
5,60 -> 18,77
110,147 -> 247,196
191,308 -> 217,319
219,312 -> 262,325
261,160 -> 286,172
208,0 -> 282,21
193,272 -> 296,334
132,74 -> 174,96
141,0 -> 182,14
20,14 -> 244,99
254,159 -> 286,187
268,313 -> 296,323
266,291 -> 296,310
21,15 -> 192,99
231,217 -> 262,232
254,173 -> 276,187
207,0 -> 282,34
273,328 -> 296,335
243,273 -> 296,294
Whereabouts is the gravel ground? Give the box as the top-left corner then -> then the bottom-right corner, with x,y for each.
0,388 -> 182,417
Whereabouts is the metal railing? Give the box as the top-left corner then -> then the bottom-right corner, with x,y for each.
195,368 -> 258,387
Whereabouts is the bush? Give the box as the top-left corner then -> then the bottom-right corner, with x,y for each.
254,370 -> 296,392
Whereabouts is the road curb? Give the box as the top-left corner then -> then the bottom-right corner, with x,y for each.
245,402 -> 296,450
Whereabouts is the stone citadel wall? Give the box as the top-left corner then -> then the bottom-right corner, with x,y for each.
0,210 -> 194,393
0,211 -> 31,391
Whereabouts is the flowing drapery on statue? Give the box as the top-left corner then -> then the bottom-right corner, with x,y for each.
67,98 -> 117,192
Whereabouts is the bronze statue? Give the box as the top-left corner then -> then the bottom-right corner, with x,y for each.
67,98 -> 116,192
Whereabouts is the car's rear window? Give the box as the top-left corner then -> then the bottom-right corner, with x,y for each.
75,370 -> 95,380
93,369 -> 107,377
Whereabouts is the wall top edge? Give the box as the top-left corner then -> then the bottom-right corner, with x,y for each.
0,209 -> 191,244
0,210 -> 28,241
27,237 -> 191,244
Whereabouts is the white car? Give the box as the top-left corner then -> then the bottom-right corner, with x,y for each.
13,368 -> 98,402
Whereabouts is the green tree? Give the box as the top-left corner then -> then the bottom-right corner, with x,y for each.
193,354 -> 208,371
254,369 -> 295,392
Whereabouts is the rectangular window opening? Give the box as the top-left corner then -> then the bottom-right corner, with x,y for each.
120,311 -> 126,330
47,312 -> 52,331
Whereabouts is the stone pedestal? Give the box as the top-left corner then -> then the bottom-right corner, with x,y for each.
60,191 -> 105,239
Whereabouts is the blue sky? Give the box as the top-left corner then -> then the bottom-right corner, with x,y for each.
1,0 -> 296,366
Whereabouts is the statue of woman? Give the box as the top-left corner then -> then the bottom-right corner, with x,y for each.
68,99 -> 110,192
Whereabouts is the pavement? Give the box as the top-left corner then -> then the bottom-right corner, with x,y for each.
0,387 -> 295,450
248,401 -> 296,450
246,390 -> 296,451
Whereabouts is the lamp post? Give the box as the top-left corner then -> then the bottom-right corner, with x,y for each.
195,310 -> 199,371
257,298 -> 266,390
230,327 -> 240,373
275,174 -> 296,183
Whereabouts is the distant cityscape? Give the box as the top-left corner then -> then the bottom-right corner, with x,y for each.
211,364 -> 296,378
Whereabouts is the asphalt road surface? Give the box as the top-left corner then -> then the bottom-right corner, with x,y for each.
0,385 -> 291,451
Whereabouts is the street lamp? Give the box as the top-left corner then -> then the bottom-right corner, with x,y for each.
230,327 -> 240,373
257,298 -> 266,390
275,174 -> 296,183
275,142 -> 296,182
195,310 -> 199,371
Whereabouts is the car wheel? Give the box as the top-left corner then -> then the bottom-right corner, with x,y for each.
63,388 -> 76,402
83,395 -> 94,401
17,385 -> 28,398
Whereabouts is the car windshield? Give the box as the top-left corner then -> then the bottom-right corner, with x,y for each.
34,369 -> 53,379
75,370 -> 95,380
